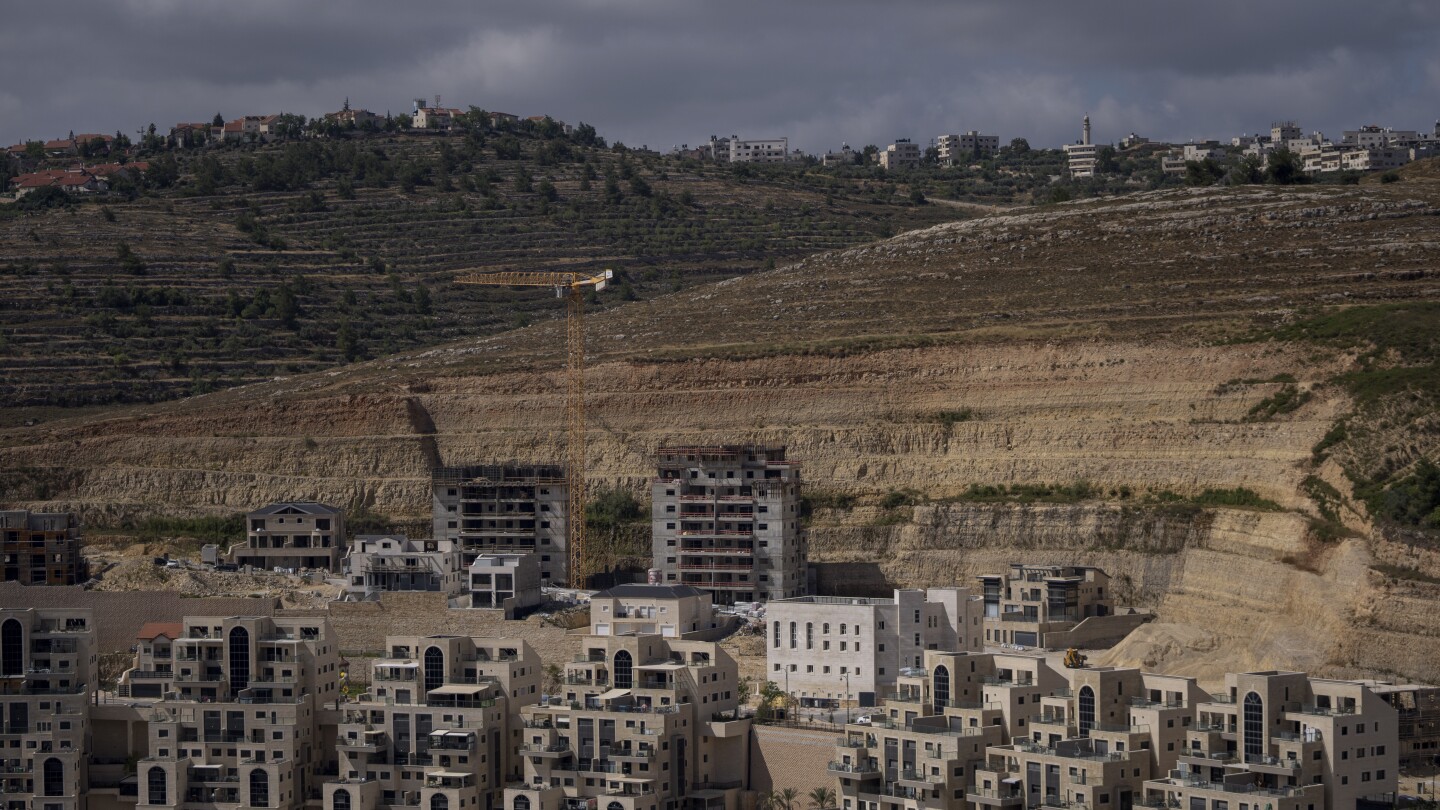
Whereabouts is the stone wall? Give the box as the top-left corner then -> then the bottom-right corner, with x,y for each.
749,726 -> 835,796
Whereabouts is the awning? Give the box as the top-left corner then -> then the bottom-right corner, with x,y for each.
596,688 -> 631,701
376,661 -> 418,668
638,662 -> 686,671
428,684 -> 488,696
1002,778 -> 1022,784
430,729 -> 475,738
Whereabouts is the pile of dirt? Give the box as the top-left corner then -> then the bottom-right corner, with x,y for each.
90,555 -> 335,609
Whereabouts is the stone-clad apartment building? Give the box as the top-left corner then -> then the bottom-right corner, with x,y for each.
830,650 -> 1399,810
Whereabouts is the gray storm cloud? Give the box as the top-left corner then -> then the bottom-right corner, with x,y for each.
2,0 -> 1437,150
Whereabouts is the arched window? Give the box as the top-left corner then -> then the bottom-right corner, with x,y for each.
823,623 -> 830,634
43,758 -> 64,796
1244,692 -> 1264,759
1078,685 -> 1095,738
772,621 -> 780,648
613,650 -> 633,690
789,622 -> 797,648
514,796 -> 531,810
840,623 -> 847,635
228,626 -> 250,695
609,803 -> 624,810
425,646 -> 445,692
933,666 -> 950,711
806,623 -> 814,649
148,766 -> 167,805
0,619 -> 22,676
431,794 -> 449,810
333,788 -> 351,810
250,769 -> 269,808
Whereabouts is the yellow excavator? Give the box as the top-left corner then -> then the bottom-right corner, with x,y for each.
1063,648 -> 1088,669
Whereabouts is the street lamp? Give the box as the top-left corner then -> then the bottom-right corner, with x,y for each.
840,672 -> 851,720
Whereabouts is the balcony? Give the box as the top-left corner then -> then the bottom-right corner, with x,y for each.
522,743 -> 573,758
968,788 -> 1023,807
828,761 -> 881,779
1244,753 -> 1301,772
605,747 -> 656,761
897,768 -> 943,788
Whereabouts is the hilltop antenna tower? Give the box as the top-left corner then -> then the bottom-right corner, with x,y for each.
454,269 -> 614,590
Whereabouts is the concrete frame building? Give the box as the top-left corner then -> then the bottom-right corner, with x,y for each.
708,135 -> 789,163
766,588 -> 983,707
878,140 -> 921,170
231,502 -> 346,571
1,510 -> 86,585
978,564 -> 1149,650
0,608 -> 96,810
588,584 -> 721,639
324,635 -> 541,810
468,553 -> 544,617
832,651 -> 1400,810
507,630 -> 750,810
433,464 -> 569,583
342,535 -> 463,600
125,615 -> 342,810
936,131 -> 999,164
650,445 -> 807,604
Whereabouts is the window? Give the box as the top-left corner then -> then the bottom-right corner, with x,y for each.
424,647 -> 445,692
43,758 -> 63,796
515,797 -> 532,810
1078,686 -> 1095,738
773,622 -> 781,648
806,623 -> 814,649
229,626 -> 251,696
1243,692 -> 1264,759
614,650 -> 633,690
432,795 -> 449,810
1,619 -> 24,676
148,766 -> 167,805
334,789 -> 351,810
933,666 -> 950,711
250,769 -> 270,808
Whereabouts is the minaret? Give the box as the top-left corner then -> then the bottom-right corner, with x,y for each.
1083,114 -> 1092,146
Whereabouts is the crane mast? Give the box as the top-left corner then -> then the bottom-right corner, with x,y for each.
455,269 -> 613,590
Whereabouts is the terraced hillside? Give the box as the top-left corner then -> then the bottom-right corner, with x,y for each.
0,132 -> 964,410
4,178 -> 1440,685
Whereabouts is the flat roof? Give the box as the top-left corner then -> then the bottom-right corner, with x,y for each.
594,584 -> 705,599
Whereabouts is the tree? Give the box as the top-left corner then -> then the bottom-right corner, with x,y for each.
1265,148 -> 1306,185
1009,137 -> 1031,154
628,175 -> 651,197
758,680 -> 785,721
542,663 -> 563,697
212,112 -> 225,127
1225,155 -> 1263,186
768,788 -> 800,810
1095,145 -> 1120,174
1184,158 -> 1224,187
807,787 -> 836,810
336,320 -> 362,361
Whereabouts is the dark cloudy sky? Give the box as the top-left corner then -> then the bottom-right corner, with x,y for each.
4,1 -> 1439,152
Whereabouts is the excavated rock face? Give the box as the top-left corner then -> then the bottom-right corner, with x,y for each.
4,181 -> 1440,685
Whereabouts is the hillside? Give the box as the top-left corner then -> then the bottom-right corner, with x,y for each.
0,131 -> 964,410
4,178 -> 1440,685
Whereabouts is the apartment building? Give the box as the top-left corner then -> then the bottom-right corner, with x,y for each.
878,140 -> 921,170
507,631 -> 750,810
1371,683 -> 1440,771
589,583 -> 727,639
342,535 -> 463,600
1,510 -> 86,585
823,145 -> 857,167
124,615 -> 341,810
650,445 -> 807,604
832,652 -> 1400,810
324,635 -> 541,810
708,135 -> 790,163
978,564 -> 1147,650
936,131 -> 999,164
469,553 -> 544,617
0,608 -> 96,810
766,588 -> 983,707
1143,671 -> 1398,809
433,464 -> 569,582
231,502 -> 346,571
121,621 -> 184,698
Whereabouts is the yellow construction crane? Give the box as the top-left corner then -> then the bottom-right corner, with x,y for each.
455,268 -> 613,590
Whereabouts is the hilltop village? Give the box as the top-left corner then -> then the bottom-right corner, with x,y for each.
3,444 -> 1437,810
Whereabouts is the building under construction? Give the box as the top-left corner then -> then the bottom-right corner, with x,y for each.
432,464 -> 569,584
0,510 -> 86,585
649,445 -> 808,604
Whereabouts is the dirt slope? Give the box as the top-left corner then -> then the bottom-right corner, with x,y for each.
5,180 -> 1440,684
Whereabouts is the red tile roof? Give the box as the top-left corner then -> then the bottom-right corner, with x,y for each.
137,622 -> 184,641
